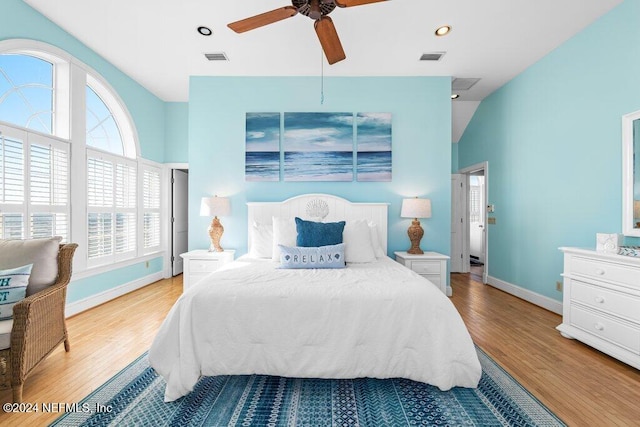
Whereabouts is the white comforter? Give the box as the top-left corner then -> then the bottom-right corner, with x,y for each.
149,256 -> 482,402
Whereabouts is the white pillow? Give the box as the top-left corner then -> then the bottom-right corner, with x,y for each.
271,217 -> 297,261
368,222 -> 386,258
248,222 -> 273,258
343,220 -> 377,263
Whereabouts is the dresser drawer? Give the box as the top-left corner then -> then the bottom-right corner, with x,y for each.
190,259 -> 222,273
572,257 -> 640,288
571,306 -> 640,354
410,261 -> 441,275
572,281 -> 640,323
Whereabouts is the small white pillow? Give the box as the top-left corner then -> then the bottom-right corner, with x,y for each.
248,222 -> 273,258
369,222 -> 386,258
271,217 -> 297,261
343,220 -> 377,263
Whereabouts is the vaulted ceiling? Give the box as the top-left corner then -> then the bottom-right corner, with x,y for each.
24,0 -> 623,142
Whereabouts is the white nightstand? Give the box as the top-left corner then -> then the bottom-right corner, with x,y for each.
180,250 -> 235,292
394,251 -> 450,296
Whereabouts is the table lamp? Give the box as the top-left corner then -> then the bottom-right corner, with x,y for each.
200,196 -> 231,252
634,200 -> 640,228
401,197 -> 432,255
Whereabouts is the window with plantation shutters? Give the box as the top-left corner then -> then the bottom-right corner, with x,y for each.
0,124 -> 69,241
2,42 -> 162,276
0,131 -> 24,238
142,167 -> 161,251
87,152 -> 137,265
29,139 -> 69,240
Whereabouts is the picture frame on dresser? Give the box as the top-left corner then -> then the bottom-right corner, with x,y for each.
557,247 -> 640,370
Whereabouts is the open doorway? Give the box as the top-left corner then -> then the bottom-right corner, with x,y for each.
451,162 -> 489,284
171,169 -> 188,276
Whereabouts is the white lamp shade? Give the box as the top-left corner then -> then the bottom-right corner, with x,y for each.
401,198 -> 432,219
200,196 -> 231,217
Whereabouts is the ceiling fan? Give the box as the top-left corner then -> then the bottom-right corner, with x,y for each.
228,0 -> 388,65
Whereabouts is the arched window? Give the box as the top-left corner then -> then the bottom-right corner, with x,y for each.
0,54 -> 54,134
0,40 -> 161,272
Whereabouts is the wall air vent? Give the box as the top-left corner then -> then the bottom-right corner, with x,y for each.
204,53 -> 229,61
419,52 -> 445,61
452,78 -> 480,90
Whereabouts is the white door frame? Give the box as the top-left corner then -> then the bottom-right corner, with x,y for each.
163,163 -> 188,278
457,161 -> 489,284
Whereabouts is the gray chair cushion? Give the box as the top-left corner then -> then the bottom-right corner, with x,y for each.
0,319 -> 12,350
0,237 -> 62,296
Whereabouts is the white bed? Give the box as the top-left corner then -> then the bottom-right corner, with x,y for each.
149,194 -> 482,402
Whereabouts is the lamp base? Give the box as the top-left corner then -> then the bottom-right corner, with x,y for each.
208,217 -> 224,252
407,219 -> 424,255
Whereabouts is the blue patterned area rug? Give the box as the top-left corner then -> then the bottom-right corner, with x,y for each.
51,347 -> 565,426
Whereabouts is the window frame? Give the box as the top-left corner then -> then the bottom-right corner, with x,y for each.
0,39 -> 163,278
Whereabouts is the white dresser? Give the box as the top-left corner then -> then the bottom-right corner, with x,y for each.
180,250 -> 235,292
558,247 -> 640,369
394,251 -> 450,296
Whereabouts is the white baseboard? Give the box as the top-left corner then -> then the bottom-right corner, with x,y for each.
65,271 -> 164,317
487,275 -> 563,315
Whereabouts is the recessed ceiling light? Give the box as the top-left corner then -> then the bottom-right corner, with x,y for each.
435,25 -> 451,37
451,94 -> 460,100
197,26 -> 213,36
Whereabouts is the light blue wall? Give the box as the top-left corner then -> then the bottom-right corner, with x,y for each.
1,0 -> 166,163
458,0 -> 640,301
165,102 -> 189,163
67,257 -> 163,303
1,0 -> 169,303
451,143 -> 459,173
188,77 -> 452,258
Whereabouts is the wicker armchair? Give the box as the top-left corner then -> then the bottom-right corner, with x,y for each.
0,243 -> 77,403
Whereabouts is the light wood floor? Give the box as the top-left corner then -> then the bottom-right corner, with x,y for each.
1,273 -> 639,426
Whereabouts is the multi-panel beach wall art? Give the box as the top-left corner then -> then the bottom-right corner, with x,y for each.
245,112 -> 392,182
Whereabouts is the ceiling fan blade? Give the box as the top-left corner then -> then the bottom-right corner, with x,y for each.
334,0 -> 387,8
315,17 -> 346,65
228,6 -> 298,33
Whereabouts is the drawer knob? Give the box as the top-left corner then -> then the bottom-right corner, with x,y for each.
594,296 -> 605,304
594,323 -> 605,331
594,268 -> 605,275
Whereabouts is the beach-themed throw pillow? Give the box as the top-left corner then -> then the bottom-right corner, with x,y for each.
295,217 -> 346,247
278,244 -> 345,269
0,264 -> 33,320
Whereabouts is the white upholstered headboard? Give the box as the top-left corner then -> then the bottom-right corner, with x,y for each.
247,194 -> 389,254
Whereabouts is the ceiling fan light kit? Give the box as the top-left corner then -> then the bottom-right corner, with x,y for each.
228,0 -> 387,65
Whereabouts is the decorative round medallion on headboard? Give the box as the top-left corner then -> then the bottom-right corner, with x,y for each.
306,199 -> 330,220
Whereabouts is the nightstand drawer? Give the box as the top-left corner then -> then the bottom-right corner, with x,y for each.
571,306 -> 640,353
411,261 -> 441,275
190,259 -> 222,273
572,281 -> 640,323
572,256 -> 639,288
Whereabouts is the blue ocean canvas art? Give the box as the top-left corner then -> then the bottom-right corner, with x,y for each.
356,113 -> 392,182
245,113 -> 280,182
284,112 -> 354,182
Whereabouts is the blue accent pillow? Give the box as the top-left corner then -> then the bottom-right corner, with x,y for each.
0,264 -> 33,320
278,244 -> 345,269
295,217 -> 346,247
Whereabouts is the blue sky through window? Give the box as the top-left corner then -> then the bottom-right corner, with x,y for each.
0,54 -> 53,134
86,86 -> 124,155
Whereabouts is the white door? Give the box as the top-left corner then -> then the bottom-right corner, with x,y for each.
172,169 -> 188,276
450,174 -> 466,272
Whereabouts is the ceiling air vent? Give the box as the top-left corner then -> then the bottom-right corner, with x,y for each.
204,53 -> 229,61
419,52 -> 445,61
451,78 -> 480,90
